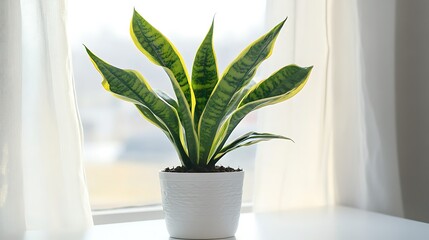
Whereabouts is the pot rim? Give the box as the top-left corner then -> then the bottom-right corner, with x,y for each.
159,170 -> 244,181
159,170 -> 244,173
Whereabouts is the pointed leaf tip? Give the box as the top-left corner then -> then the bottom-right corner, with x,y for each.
84,46 -> 94,57
84,47 -> 101,62
278,18 -> 287,28
83,44 -> 91,55
273,18 -> 287,31
132,8 -> 143,20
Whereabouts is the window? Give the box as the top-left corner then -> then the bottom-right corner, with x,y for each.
69,0 -> 266,210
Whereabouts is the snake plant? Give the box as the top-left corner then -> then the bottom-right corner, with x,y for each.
85,10 -> 312,170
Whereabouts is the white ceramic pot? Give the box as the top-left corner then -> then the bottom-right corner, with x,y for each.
159,171 -> 244,239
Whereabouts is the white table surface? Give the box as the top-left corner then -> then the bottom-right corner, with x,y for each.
6,206 -> 429,239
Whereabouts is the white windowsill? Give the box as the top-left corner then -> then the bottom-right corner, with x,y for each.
10,206 -> 429,239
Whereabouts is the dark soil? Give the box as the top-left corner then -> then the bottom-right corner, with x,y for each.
163,165 -> 242,173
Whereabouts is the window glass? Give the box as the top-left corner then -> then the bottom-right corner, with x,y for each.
69,0 -> 266,210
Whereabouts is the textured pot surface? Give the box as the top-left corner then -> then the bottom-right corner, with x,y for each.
159,171 -> 244,239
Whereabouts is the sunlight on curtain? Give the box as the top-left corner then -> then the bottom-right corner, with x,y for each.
0,0 -> 93,232
254,0 -> 403,217
254,0 -> 331,211
332,0 -> 403,216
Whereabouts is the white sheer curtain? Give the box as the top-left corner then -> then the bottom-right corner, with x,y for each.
254,0 -> 331,211
0,0 -> 93,233
254,0 -> 406,218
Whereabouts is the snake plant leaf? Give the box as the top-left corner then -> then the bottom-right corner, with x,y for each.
240,65 -> 313,106
135,104 -> 171,137
156,90 -> 178,109
207,80 -> 256,159
192,19 -> 218,126
164,69 -> 199,163
208,65 -> 312,164
130,9 -> 195,111
131,10 -> 199,163
135,104 -> 190,165
212,132 -> 292,164
198,19 -> 286,164
224,80 -> 256,119
85,47 -> 193,167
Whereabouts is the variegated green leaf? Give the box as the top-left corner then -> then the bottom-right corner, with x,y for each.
130,9 -> 195,110
130,10 -> 199,163
135,104 -> 170,136
198,20 -> 286,164
192,19 -> 218,126
85,47 -> 193,167
240,65 -> 313,106
210,65 -> 312,162
211,132 -> 292,164
135,104 -> 189,162
156,90 -> 178,109
208,80 -> 256,159
164,69 -> 199,164
224,80 -> 256,120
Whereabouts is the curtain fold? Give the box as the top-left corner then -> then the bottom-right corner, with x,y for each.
254,0 -> 404,217
0,0 -> 93,232
0,0 -> 26,232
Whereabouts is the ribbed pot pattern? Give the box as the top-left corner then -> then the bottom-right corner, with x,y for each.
159,171 -> 244,239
